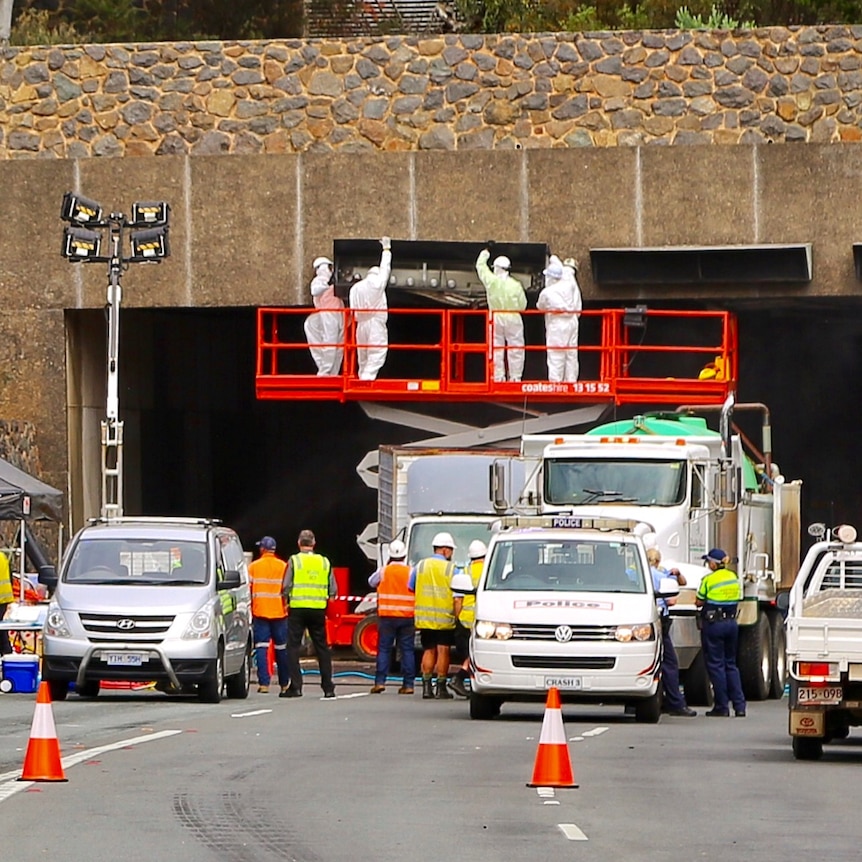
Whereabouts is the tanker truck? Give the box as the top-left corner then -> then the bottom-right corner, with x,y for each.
500,395 -> 801,703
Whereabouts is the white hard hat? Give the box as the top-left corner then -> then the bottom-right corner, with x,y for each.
468,539 -> 487,559
388,539 -> 407,559
450,572 -> 474,593
313,256 -> 333,269
492,255 -> 511,271
432,531 -> 456,549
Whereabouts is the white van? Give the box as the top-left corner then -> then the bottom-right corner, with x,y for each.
469,516 -> 677,721
40,517 -> 252,704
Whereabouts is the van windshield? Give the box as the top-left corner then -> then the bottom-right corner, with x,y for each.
64,539 -> 209,585
485,537 -> 646,593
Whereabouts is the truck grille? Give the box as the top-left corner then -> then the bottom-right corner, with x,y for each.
511,623 -> 617,641
512,656 -> 616,670
79,613 -> 175,643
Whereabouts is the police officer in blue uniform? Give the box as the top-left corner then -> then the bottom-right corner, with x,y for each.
696,548 -> 746,717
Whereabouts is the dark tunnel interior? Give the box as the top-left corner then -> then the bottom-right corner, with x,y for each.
112,302 -> 862,595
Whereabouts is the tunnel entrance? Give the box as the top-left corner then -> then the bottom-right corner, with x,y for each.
65,302 -> 862,594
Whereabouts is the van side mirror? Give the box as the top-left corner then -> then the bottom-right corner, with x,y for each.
38,564 -> 58,590
490,462 -> 509,514
655,576 -> 680,599
219,569 -> 241,589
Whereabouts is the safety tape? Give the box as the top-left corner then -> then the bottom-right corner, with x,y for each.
333,596 -> 368,602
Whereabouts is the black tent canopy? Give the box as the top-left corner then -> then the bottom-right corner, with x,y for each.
0,458 -> 63,522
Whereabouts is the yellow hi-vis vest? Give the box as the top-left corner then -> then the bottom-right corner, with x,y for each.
414,556 -> 456,630
457,558 -> 484,627
0,552 -> 12,605
289,552 -> 330,609
696,567 -> 742,605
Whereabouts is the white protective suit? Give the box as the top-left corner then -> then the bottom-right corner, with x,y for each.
475,249 -> 527,382
349,243 -> 393,381
304,260 -> 345,376
537,255 -> 582,382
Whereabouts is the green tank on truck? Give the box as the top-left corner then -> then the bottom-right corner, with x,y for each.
518,395 -> 801,704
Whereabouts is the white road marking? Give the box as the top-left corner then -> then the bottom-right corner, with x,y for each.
536,787 -> 556,798
559,823 -> 589,841
582,726 -> 609,737
231,709 -> 273,718
323,692 -> 369,700
543,800 -> 561,805
568,736 -> 585,742
0,729 -> 182,803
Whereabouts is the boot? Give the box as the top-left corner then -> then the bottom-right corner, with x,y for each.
450,670 -> 470,698
435,677 -> 454,699
422,677 -> 435,699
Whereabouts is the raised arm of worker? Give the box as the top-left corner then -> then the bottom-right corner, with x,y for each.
476,248 -> 527,312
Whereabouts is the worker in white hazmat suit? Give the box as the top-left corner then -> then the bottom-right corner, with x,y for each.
349,237 -> 392,381
475,248 -> 527,382
537,254 -> 582,382
303,255 -> 345,376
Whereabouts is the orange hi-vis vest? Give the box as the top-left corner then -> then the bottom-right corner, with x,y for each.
249,552 -> 287,619
377,561 -> 415,618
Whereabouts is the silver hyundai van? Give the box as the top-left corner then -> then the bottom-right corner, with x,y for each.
40,517 -> 252,703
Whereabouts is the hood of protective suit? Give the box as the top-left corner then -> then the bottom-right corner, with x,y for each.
543,255 -> 564,280
367,266 -> 381,277
316,262 -> 332,279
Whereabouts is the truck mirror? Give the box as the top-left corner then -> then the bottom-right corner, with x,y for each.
490,462 -> 510,514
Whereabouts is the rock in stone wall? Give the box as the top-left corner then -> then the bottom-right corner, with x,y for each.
2,26 -> 862,156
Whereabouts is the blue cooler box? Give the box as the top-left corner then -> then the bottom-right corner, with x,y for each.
1,654 -> 40,693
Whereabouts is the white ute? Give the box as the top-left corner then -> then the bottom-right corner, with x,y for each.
469,515 -> 678,721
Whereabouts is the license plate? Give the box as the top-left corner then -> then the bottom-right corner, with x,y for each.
797,686 -> 842,705
544,676 -> 582,690
104,653 -> 144,667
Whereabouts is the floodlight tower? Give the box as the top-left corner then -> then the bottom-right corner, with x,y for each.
61,193 -> 171,519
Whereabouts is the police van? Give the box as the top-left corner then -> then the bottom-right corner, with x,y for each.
468,515 -> 678,721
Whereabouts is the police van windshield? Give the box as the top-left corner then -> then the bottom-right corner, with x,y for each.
544,458 -> 686,506
485,537 -> 646,593
64,539 -> 209,585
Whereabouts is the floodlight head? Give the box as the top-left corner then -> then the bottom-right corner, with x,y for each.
129,225 -> 170,261
61,191 -> 103,225
623,304 -> 648,328
131,201 -> 170,227
62,226 -> 101,261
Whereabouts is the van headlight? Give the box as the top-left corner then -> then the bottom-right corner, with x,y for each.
475,620 -> 513,640
183,607 -> 214,640
44,604 -> 71,638
614,623 -> 655,642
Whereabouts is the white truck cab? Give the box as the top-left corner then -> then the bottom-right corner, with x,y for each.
469,515 -> 678,721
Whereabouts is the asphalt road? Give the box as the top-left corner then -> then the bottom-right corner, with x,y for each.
1,668 -> 861,862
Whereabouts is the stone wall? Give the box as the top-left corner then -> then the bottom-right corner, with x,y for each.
3,25 -> 862,158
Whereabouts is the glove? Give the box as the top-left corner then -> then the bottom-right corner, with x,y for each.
381,236 -> 391,250
486,239 -> 495,249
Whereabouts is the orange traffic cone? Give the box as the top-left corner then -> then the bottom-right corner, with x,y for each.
19,681 -> 67,782
527,687 -> 578,788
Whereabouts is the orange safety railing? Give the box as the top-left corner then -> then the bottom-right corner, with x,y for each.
256,306 -> 737,406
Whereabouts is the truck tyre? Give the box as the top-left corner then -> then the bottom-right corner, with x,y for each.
469,692 -> 502,720
76,680 -> 100,698
738,612 -> 771,701
198,646 -> 224,704
792,736 -> 823,761
634,690 -> 662,724
768,611 -> 787,700
352,615 -> 379,663
225,642 -> 251,699
46,677 -> 69,702
682,650 -> 713,707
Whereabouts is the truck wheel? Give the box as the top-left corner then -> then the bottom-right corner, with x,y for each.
76,680 -> 100,698
738,613 -> 771,701
198,647 -> 224,704
352,615 -> 378,662
682,650 -> 713,707
469,692 -> 502,720
46,677 -> 69,702
225,642 -> 251,699
768,611 -> 787,700
634,690 -> 662,723
792,736 -> 823,761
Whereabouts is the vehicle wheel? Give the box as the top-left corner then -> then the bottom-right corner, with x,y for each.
469,691 -> 502,720
682,649 -> 714,707
198,646 -> 224,704
76,680 -> 100,698
351,615 -> 378,662
225,642 -> 251,699
738,612 -> 771,701
634,690 -> 662,723
792,736 -> 823,761
46,678 -> 69,701
768,611 -> 787,700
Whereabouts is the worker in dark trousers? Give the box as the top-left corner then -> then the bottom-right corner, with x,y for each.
283,529 -> 338,699
696,548 -> 746,717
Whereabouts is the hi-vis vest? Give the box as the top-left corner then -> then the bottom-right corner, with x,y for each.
457,558 -> 484,627
249,552 -> 287,619
697,567 -> 742,606
414,557 -> 456,630
289,552 -> 331,609
0,552 -> 12,605
377,561 -> 414,618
